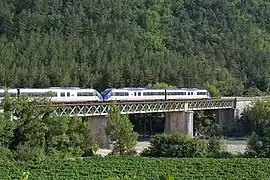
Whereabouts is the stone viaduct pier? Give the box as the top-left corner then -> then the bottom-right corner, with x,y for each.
54,97 -> 268,147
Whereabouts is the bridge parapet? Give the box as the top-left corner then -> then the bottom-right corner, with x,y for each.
221,96 -> 270,101
54,99 -> 235,117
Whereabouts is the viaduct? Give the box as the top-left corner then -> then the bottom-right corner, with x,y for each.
51,96 -> 268,147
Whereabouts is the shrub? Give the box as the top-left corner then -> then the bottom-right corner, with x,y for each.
0,147 -> 14,162
141,133 -> 208,158
207,136 -> 224,156
246,129 -> 270,157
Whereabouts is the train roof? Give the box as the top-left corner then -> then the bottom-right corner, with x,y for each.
104,87 -> 207,91
0,88 -> 97,92
49,87 -> 81,89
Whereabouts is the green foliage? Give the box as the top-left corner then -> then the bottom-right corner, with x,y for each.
246,128 -> 270,157
242,100 -> 270,135
14,144 -> 45,162
0,93 -> 95,161
0,113 -> 14,148
45,116 -> 94,157
1,157 -> 270,179
106,105 -> 138,155
0,147 -> 14,163
147,82 -> 176,89
141,133 -> 208,158
240,100 -> 270,156
159,174 -> 175,180
194,114 -> 222,138
244,87 -> 264,96
205,82 -> 221,98
1,93 -> 51,161
207,137 -> 224,157
0,0 -> 269,94
22,172 -> 29,180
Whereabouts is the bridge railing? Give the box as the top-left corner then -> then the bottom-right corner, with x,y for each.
2,96 -> 270,117
53,99 -> 235,116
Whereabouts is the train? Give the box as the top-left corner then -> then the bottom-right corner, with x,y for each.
0,87 -> 211,103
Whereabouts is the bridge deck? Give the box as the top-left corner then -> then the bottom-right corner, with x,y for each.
51,99 -> 235,116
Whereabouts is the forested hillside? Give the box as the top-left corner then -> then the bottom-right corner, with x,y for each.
1,0 -> 270,96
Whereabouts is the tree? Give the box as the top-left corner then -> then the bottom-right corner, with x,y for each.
147,82 -> 176,89
106,104 -> 138,155
0,113 -> 14,148
242,100 -> 270,135
246,129 -> 270,157
0,92 -> 95,161
45,116 -> 94,158
244,87 -> 264,96
243,100 -> 270,157
2,93 -> 52,161
205,82 -> 221,98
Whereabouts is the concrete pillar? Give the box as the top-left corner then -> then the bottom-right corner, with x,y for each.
185,111 -> 194,137
214,109 -> 235,131
164,111 -> 194,137
87,116 -> 109,148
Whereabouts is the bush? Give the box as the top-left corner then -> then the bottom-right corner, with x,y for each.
0,147 -> 14,162
246,129 -> 270,157
140,133 -> 208,158
211,151 -> 236,158
207,136 -> 224,157
14,144 -> 45,162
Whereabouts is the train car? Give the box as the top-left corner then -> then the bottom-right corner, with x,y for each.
0,87 -> 103,103
102,88 -> 166,101
101,88 -> 211,101
166,88 -> 211,100
0,88 -> 18,102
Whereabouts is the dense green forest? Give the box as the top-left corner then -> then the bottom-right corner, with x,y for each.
1,0 -> 270,96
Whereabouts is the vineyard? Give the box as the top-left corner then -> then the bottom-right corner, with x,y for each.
1,157 -> 270,179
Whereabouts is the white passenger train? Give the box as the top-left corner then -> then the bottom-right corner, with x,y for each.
102,88 -> 211,101
0,87 -> 211,103
0,87 -> 102,102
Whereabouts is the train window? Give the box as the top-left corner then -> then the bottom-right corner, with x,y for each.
67,92 -> 70,97
191,92 -> 193,95
188,92 -> 190,95
0,93 -> 3,97
197,92 -> 206,95
167,92 -> 186,95
143,92 -> 164,96
114,92 -> 129,96
134,92 -> 137,96
138,92 -> 141,96
61,92 -> 65,97
77,92 -> 94,96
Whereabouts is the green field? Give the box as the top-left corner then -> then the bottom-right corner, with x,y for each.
1,157 -> 269,179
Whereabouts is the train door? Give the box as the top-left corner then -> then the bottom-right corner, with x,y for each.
188,92 -> 194,98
